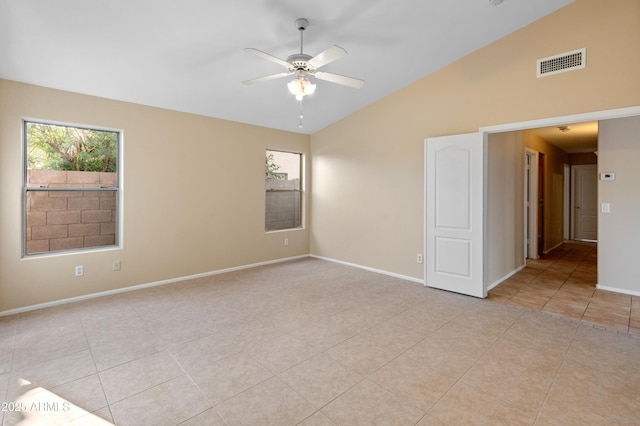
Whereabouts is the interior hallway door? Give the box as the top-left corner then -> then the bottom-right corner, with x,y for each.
572,164 -> 598,241
425,132 -> 486,298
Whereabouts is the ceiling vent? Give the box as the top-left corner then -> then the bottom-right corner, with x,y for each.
537,48 -> 586,78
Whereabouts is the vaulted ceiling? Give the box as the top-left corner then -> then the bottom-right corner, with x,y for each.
0,0 -> 574,134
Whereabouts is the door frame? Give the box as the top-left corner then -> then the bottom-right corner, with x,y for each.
524,148 -> 539,260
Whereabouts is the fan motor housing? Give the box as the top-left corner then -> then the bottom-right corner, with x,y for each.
287,53 -> 314,71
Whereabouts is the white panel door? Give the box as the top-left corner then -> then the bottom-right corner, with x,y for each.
572,164 -> 598,241
425,132 -> 485,298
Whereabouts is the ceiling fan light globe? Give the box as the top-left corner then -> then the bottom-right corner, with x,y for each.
288,78 -> 316,99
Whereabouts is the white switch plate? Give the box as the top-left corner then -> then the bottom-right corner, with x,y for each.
600,172 -> 615,181
601,203 -> 611,213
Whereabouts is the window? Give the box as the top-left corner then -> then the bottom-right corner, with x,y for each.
265,150 -> 302,231
23,120 -> 120,256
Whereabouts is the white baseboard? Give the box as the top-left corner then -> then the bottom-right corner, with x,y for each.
310,255 -> 425,285
487,264 -> 526,291
596,284 -> 640,297
0,255 -> 309,317
543,241 -> 564,254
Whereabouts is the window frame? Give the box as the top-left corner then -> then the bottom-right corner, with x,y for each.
22,118 -> 123,257
265,149 -> 303,232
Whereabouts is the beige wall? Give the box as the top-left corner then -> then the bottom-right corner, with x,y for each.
310,0 -> 640,281
598,116 -> 640,294
486,131 -> 525,286
0,80 -> 310,312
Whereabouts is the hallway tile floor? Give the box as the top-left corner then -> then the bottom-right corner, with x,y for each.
488,241 -> 640,335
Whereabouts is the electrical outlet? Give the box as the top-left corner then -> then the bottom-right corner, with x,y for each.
113,260 -> 121,271
75,265 -> 84,277
284,238 -> 289,246
417,254 -> 423,264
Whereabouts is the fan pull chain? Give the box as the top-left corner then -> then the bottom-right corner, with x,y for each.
298,100 -> 304,128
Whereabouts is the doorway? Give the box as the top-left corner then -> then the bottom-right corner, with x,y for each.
429,105 -> 640,300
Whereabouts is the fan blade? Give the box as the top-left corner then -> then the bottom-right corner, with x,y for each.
314,71 -> 364,89
308,45 -> 347,69
244,48 -> 291,69
243,72 -> 292,85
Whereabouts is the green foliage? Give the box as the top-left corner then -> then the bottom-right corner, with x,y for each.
265,153 -> 283,179
27,123 -> 117,172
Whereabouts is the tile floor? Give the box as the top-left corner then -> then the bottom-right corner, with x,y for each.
488,241 -> 640,335
1,256 -> 639,425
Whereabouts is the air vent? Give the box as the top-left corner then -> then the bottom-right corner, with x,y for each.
537,48 -> 586,78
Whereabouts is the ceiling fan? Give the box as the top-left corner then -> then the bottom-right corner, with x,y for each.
243,18 -> 365,101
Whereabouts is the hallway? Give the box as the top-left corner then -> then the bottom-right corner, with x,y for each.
488,241 -> 640,335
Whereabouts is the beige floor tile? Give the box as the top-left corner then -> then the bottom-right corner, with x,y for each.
7,350 -> 96,401
324,334 -> 398,377
404,339 -> 480,379
537,369 -> 625,424
429,382 -> 534,425
215,377 -> 316,426
12,323 -> 88,369
357,321 -> 424,354
189,352 -> 273,406
249,333 -> 322,374
553,359 -> 640,416
49,374 -> 108,414
289,316 -> 361,352
403,321 -> 502,378
8,379 -> 111,426
461,356 -> 555,416
297,410 -> 338,425
73,295 -> 139,326
84,316 -> 163,371
321,379 -> 425,426
65,406 -> 114,425
384,303 -> 449,336
179,408 -> 227,425
451,302 -> 524,334
416,293 -> 479,321
143,308 -> 229,345
277,353 -> 362,408
368,354 -> 456,411
168,319 -> 284,373
99,350 -> 183,404
110,376 -> 210,426
415,414 -> 447,425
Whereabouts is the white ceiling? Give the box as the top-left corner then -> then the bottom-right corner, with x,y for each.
0,0 -> 574,134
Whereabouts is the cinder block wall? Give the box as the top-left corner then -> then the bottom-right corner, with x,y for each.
25,170 -> 117,254
265,178 -> 301,231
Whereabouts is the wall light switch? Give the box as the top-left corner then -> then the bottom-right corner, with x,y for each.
601,203 -> 611,213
